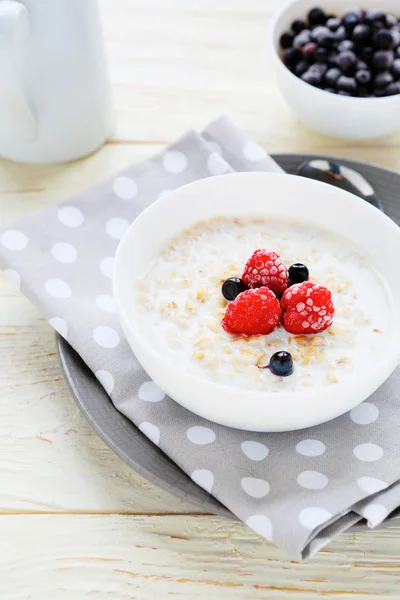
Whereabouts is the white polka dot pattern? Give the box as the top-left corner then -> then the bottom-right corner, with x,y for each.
357,477 -> 388,494
113,176 -> 138,200
186,426 -> 216,445
207,152 -> 229,175
191,469 -> 214,493
0,230 -> 28,250
138,381 -> 165,403
58,206 -> 84,227
207,141 -> 222,155
95,295 -> 117,313
139,422 -> 160,446
48,317 -> 68,338
297,471 -> 328,490
158,189 -> 172,200
296,439 -> 326,456
100,257 -> 114,278
242,141 -> 267,162
93,326 -> 120,348
45,279 -> 71,298
106,217 -> 130,240
360,504 -> 388,527
246,515 -> 273,541
95,370 -> 115,395
162,150 -> 188,173
51,242 -> 77,263
241,441 -> 269,461
350,403 -> 379,425
299,507 -> 332,530
353,443 -> 383,462
241,477 -> 270,498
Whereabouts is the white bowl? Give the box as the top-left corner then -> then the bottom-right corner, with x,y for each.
113,172 -> 400,432
268,0 -> 400,140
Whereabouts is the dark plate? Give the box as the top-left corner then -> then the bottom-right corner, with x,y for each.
57,153 -> 400,527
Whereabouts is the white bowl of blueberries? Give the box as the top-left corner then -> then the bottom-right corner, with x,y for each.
268,0 -> 400,139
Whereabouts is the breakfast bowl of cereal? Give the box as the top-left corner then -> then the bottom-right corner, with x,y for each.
268,0 -> 400,139
113,172 -> 400,431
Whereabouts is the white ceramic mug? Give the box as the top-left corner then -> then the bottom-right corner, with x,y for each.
0,0 -> 112,163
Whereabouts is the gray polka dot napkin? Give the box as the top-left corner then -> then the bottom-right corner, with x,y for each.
1,115 -> 400,561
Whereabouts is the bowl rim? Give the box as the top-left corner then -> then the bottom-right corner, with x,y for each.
267,0 -> 400,105
113,171 -> 400,431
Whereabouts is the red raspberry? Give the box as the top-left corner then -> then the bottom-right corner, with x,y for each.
242,250 -> 289,298
281,281 -> 334,335
222,287 -> 281,336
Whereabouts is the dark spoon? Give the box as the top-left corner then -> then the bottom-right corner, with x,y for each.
296,159 -> 384,212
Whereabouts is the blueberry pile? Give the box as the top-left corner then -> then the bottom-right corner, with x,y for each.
279,7 -> 400,97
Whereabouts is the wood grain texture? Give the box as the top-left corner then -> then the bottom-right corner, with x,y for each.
2,515 -> 400,599
2,0 -> 400,597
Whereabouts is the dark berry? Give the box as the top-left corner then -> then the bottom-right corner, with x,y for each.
337,39 -> 356,52
355,60 -> 368,71
288,263 -> 309,285
355,69 -> 371,85
328,51 -> 339,66
311,25 -> 329,41
371,20 -> 385,32
292,19 -> 306,34
337,50 -> 357,71
391,29 -> 400,47
308,7 -> 326,26
373,50 -> 394,71
385,81 -> 400,95
342,13 -> 359,31
301,69 -> 321,86
352,23 -> 371,42
325,67 -> 341,86
302,42 -> 317,59
385,13 -> 398,28
374,71 -> 394,88
221,278 -> 247,301
361,46 -> 374,62
373,28 -> 396,50
314,47 -> 329,62
337,90 -> 351,95
309,62 -> 328,76
337,75 -> 357,93
366,9 -> 385,23
280,31 -> 295,49
294,59 -> 309,76
397,47 -> 400,58
374,88 -> 388,97
269,351 -> 294,377
392,58 -> 400,78
326,17 -> 341,31
334,25 -> 346,42
293,30 -> 311,48
283,47 -> 301,67
324,87 -> 336,93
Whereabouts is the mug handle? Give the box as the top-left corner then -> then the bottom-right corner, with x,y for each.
0,1 -> 37,141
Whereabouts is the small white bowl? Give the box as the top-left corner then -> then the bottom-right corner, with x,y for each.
268,0 -> 400,140
113,172 -> 400,432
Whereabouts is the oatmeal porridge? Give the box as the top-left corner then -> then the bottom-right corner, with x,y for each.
133,216 -> 391,392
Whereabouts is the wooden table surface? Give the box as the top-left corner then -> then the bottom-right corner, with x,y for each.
2,1 -> 400,598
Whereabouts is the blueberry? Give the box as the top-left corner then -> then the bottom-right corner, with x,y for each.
221,278 -> 247,301
391,28 -> 400,47
366,9 -> 385,23
301,42 -> 317,59
292,19 -> 306,34
288,263 -> 309,285
293,30 -> 312,48
326,17 -> 341,31
342,12 -> 359,31
385,81 -> 400,95
373,28 -> 396,50
352,23 -> 371,42
392,58 -> 400,77
356,69 -> 371,85
295,59 -> 309,76
283,47 -> 301,67
325,67 -> 341,86
280,31 -> 295,49
355,60 -> 369,71
311,26 -> 334,47
374,88 -> 388,97
314,47 -> 329,62
337,90 -> 351,95
336,50 -> 357,71
328,51 -> 339,66
309,62 -> 328,76
374,71 -> 393,88
397,47 -> 400,58
361,46 -> 374,62
385,13 -> 398,28
324,87 -> 336,93
308,7 -> 326,26
301,69 -> 321,86
334,25 -> 346,42
269,351 -> 294,377
373,50 -> 394,71
337,39 -> 356,52
337,75 -> 357,93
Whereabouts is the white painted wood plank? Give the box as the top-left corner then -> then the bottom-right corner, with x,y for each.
2,514 -> 400,599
